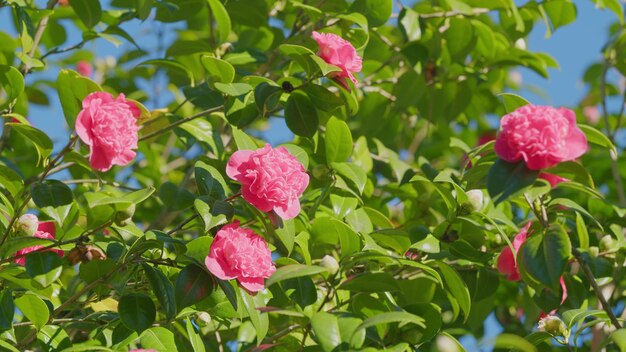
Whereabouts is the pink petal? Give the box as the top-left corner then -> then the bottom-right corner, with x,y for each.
37,221 -> 56,237
238,276 -> 265,293
273,198 -> 301,220
205,256 -> 236,281
539,173 -> 569,187
226,150 -> 255,180
75,110 -> 93,146
497,246 -> 520,281
241,187 -> 274,213
494,137 -> 519,164
564,127 -> 588,161
89,144 -> 115,172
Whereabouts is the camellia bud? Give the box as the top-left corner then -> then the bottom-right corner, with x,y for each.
599,235 -> 616,252
537,315 -> 569,343
320,255 -> 339,275
114,204 -> 136,226
195,312 -> 212,327
465,190 -> 484,212
15,214 -> 39,237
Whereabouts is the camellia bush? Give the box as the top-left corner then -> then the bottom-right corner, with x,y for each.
2,0 -> 626,351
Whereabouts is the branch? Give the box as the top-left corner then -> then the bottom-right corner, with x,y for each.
19,0 -> 59,75
138,106 -> 224,141
573,248 -> 622,329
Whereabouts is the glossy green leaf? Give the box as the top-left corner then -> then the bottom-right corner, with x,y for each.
25,251 -> 63,287
437,261 -> 471,322
339,272 -> 400,292
118,293 -> 156,333
186,318 -> 206,352
311,312 -> 341,352
285,91 -> 319,138
140,327 -> 177,351
143,264 -> 176,321
487,159 -> 539,204
266,264 -> 327,287
518,225 -> 572,291
175,264 -> 215,310
56,69 -> 102,128
0,65 -> 24,108
0,289 -> 14,331
579,124 -> 617,154
207,0 -> 232,43
499,93 -> 531,113
350,0 -> 392,27
325,117 -> 353,164
70,0 -> 102,28
15,293 -> 49,330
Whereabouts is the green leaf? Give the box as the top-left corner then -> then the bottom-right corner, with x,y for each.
487,159 -> 539,204
518,225 -> 572,291
254,82 -> 282,116
542,0 -> 577,31
350,0 -> 392,27
283,276 -> 317,309
302,84 -> 343,112
185,236 -> 213,264
8,123 -> 53,164
562,308 -> 608,328
56,69 -> 102,128
103,26 -> 141,50
325,117 -> 353,164
0,65 -> 24,109
437,261 -> 471,322
15,293 -> 49,330
70,0 -> 102,28
159,182 -> 195,211
274,218 -> 295,254
399,8 -> 421,41
231,126 -> 259,150
239,287 -> 269,342
142,264 -> 177,321
284,91 -> 319,138
492,334 -> 537,352
498,93 -> 531,113
281,144 -> 309,170
593,0 -> 624,24
118,293 -> 156,333
0,236 -> 55,259
266,264 -> 327,287
207,0 -> 232,43
25,251 -> 63,287
353,311 -> 425,337
186,318 -> 206,352
139,59 -> 195,85
214,82 -> 253,96
79,259 -> 116,283
576,212 -> 589,250
331,162 -> 367,195
175,264 -> 215,310
311,312 -> 341,352
339,272 -> 400,293
0,289 -> 14,331
310,217 -> 361,258
140,327 -> 177,351
194,161 -> 229,203
579,124 -> 617,154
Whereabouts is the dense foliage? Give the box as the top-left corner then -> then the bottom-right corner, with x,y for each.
0,0 -> 626,351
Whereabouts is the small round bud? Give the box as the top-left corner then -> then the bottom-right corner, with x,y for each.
465,190 -> 484,212
537,315 -> 569,343
599,235 -> 616,252
15,214 -> 39,237
196,312 -> 212,327
320,255 -> 339,275
589,246 -> 600,257
114,204 -> 136,226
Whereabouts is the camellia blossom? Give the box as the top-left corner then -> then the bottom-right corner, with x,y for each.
15,220 -> 64,266
226,144 -> 309,220
76,61 -> 93,77
497,222 -> 532,281
312,31 -> 362,89
76,92 -> 140,172
494,105 -> 588,170
205,222 -> 276,293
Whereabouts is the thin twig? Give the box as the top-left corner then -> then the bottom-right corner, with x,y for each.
138,106 -> 224,141
573,248 -> 622,329
19,0 -> 59,74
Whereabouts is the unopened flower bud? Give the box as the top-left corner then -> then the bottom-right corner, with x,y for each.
465,190 -> 484,212
537,315 -> 569,343
320,255 -> 339,275
114,204 -> 135,226
599,235 -> 616,252
196,312 -> 212,326
15,214 -> 38,237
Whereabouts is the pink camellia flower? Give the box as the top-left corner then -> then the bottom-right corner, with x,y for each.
15,220 -> 64,266
312,31 -> 362,89
539,172 -> 569,187
205,222 -> 276,293
76,61 -> 93,77
497,222 -> 532,281
58,0 -> 69,5
226,144 -> 309,220
494,105 -> 588,170
75,92 -> 140,172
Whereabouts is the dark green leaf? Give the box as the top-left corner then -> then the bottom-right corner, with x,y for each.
207,0 -> 232,43
118,293 -> 156,333
143,264 -> 176,321
284,91 -> 319,138
70,0 -> 102,28
339,272 -> 400,293
350,0 -> 392,27
175,264 -> 215,310
25,251 -> 63,287
266,264 -> 327,287
487,159 -> 539,204
518,225 -> 572,291
0,289 -> 14,331
31,180 -> 74,208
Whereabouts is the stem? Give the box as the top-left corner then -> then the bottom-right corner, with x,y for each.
524,193 -> 549,228
572,248 -> 622,329
138,106 -> 223,141
19,0 -> 59,75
